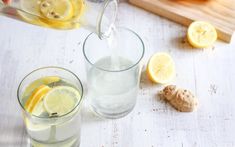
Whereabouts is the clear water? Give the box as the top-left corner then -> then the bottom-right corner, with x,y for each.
87,56 -> 139,118
21,77 -> 81,147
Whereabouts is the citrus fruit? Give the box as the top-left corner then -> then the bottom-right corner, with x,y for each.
23,76 -> 60,97
187,21 -> 217,48
43,86 -> 81,116
31,100 -> 45,116
147,52 -> 175,84
25,85 -> 51,113
40,0 -> 74,21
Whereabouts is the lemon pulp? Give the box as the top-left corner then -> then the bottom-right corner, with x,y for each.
147,52 -> 175,84
187,21 -> 217,48
43,86 -> 81,116
25,85 -> 51,113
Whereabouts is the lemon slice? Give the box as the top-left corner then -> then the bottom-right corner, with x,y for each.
23,76 -> 60,98
187,21 -> 217,48
24,117 -> 50,132
43,86 -> 81,116
31,100 -> 45,116
40,0 -> 73,21
147,52 -> 175,84
25,85 -> 51,113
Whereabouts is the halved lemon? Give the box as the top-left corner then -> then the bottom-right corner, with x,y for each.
147,52 -> 175,84
43,86 -> 81,116
187,21 -> 217,48
25,85 -> 51,113
39,0 -> 74,21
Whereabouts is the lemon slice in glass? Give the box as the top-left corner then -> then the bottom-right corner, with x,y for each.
40,0 -> 74,21
43,86 -> 81,116
147,52 -> 175,84
187,21 -> 217,48
25,85 -> 51,113
23,76 -> 60,98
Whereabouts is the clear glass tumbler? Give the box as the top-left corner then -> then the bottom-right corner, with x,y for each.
83,27 -> 145,119
17,67 -> 83,147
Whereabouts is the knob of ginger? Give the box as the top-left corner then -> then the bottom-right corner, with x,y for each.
159,85 -> 198,112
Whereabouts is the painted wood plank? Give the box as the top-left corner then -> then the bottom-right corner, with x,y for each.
0,1 -> 234,147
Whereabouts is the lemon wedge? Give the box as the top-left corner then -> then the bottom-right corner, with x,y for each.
40,0 -> 74,21
25,85 -> 51,113
43,86 -> 81,116
147,52 -> 175,84
187,21 -> 217,48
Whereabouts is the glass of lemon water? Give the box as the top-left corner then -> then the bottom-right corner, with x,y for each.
83,27 -> 145,119
17,67 -> 83,147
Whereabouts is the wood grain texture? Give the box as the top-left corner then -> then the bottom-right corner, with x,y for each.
129,0 -> 235,43
0,1 -> 235,147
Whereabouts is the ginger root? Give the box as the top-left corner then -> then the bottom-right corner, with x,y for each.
159,85 -> 198,112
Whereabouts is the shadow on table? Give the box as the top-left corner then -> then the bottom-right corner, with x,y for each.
81,83 -> 105,123
139,69 -> 157,89
139,69 -> 171,106
170,35 -> 215,51
171,36 -> 195,51
140,69 -> 164,94
81,104 -> 105,124
0,113 -> 27,147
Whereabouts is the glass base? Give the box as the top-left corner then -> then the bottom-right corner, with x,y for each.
90,105 -> 135,119
27,135 -> 80,147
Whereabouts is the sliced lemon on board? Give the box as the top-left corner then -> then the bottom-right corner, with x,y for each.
43,86 -> 81,116
40,0 -> 74,21
147,52 -> 175,84
187,21 -> 217,48
25,85 -> 51,113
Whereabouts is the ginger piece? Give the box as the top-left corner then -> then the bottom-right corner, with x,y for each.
159,85 -> 198,112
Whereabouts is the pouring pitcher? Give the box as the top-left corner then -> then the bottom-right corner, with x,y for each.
0,0 -> 118,38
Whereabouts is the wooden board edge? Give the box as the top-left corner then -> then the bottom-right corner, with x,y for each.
128,0 -> 233,43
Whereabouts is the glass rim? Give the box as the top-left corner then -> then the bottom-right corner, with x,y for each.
17,66 -> 84,119
83,27 -> 145,72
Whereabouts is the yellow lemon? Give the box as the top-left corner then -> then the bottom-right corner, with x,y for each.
40,0 -> 74,21
25,85 -> 51,113
23,76 -> 60,98
147,52 -> 175,84
187,21 -> 217,48
43,86 -> 81,116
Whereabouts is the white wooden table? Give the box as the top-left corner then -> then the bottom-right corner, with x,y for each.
0,1 -> 235,147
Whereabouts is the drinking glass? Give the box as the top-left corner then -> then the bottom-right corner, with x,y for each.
17,67 -> 83,147
83,27 -> 145,119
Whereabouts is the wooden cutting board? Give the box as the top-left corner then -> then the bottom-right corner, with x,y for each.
129,0 -> 235,43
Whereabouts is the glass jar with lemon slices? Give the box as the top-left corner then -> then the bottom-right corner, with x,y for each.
0,0 -> 118,38
17,67 -> 83,147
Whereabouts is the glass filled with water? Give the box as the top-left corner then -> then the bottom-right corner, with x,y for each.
17,67 -> 83,147
83,27 -> 145,119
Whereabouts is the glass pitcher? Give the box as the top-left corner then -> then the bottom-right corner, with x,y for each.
0,0 -> 118,38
